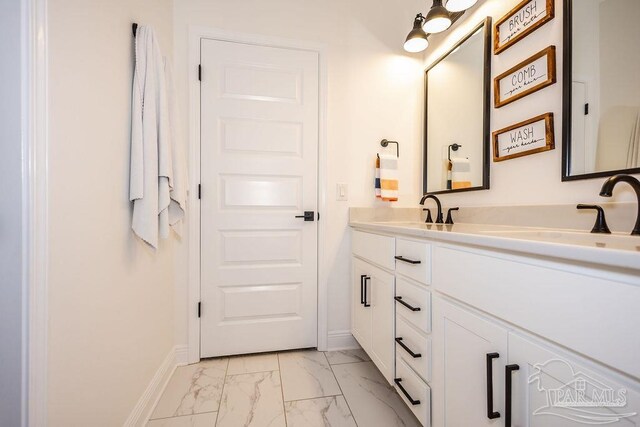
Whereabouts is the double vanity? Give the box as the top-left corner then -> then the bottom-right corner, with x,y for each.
350,210 -> 640,426
361,0 -> 640,423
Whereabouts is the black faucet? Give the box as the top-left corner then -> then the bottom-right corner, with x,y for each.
445,207 -> 459,225
576,205 -> 611,234
599,174 -> 640,236
419,194 -> 444,223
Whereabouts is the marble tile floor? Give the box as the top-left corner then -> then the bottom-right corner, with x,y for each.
147,348 -> 421,427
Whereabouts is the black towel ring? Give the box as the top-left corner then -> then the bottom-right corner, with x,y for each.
380,139 -> 399,157
448,143 -> 462,161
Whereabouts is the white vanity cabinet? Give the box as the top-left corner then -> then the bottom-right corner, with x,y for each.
433,296 -> 640,427
351,224 -> 640,427
351,231 -> 396,383
352,230 -> 434,425
430,243 -> 640,427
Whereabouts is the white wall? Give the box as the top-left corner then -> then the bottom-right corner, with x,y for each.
172,0 -> 426,346
47,0 -> 176,425
0,0 -> 25,425
423,0 -> 639,209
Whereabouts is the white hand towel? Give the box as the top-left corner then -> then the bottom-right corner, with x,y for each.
130,26 -> 186,248
451,157 -> 472,190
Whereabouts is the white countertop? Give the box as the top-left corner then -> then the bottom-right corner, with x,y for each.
350,221 -> 640,272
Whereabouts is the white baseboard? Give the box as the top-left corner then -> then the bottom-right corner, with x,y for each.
175,345 -> 189,366
327,330 -> 359,351
124,345 -> 185,427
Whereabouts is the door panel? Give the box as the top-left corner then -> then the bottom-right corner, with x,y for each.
352,258 -> 371,352
369,264 -> 395,384
432,297 -> 508,427
200,39 -> 319,357
509,333 -> 640,427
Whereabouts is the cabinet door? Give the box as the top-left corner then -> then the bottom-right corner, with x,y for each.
352,257 -> 371,352
432,297 -> 508,427
369,263 -> 396,384
508,333 -> 640,427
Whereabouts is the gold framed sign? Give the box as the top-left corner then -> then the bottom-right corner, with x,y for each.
493,112 -> 555,162
494,0 -> 555,54
494,46 -> 556,108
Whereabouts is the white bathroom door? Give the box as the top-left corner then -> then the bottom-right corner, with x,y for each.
199,39 -> 319,357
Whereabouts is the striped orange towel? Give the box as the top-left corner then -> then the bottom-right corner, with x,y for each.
379,154 -> 398,202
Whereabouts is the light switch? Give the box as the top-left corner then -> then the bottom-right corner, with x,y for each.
336,183 -> 348,201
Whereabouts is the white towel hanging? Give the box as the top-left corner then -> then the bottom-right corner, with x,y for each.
130,25 -> 186,248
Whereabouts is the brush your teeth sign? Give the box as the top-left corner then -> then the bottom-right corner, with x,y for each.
494,0 -> 555,54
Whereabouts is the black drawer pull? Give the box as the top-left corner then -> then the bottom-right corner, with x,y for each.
363,276 -> 371,307
394,296 -> 421,312
394,378 -> 421,405
395,337 -> 422,358
486,353 -> 500,419
360,275 -> 366,305
395,256 -> 421,265
505,364 -> 520,427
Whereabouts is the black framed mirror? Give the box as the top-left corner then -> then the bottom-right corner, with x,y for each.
562,0 -> 640,181
423,17 -> 492,195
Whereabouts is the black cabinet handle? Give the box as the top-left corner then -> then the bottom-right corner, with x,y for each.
395,256 -> 421,265
486,353 -> 500,419
394,378 -> 421,405
505,364 -> 520,427
360,275 -> 366,305
394,296 -> 421,312
395,337 -> 422,358
363,276 -> 371,307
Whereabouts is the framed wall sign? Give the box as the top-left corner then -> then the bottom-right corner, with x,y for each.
494,0 -> 555,54
494,46 -> 556,108
493,113 -> 555,161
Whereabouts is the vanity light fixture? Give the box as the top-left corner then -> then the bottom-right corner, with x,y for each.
424,0 -> 452,33
404,1 -> 470,52
445,0 -> 478,13
404,14 -> 429,53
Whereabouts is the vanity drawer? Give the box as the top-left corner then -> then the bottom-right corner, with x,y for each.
352,230 -> 395,270
395,238 -> 431,284
395,276 -> 431,333
396,315 -> 431,383
395,356 -> 431,426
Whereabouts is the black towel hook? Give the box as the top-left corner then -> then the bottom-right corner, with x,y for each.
132,23 -> 138,37
381,139 -> 399,157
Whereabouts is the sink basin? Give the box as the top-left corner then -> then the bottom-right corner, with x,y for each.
478,229 -> 640,252
359,221 -> 640,253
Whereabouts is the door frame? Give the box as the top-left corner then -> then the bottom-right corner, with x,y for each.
23,0 -> 49,424
186,26 -> 329,364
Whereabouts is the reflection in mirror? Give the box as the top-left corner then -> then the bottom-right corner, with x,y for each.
424,18 -> 491,194
564,0 -> 640,180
